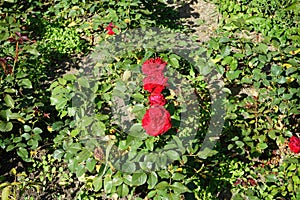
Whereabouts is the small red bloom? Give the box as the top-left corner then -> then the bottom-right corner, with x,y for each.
105,22 -> 115,35
149,93 -> 166,106
142,58 -> 167,75
289,136 -> 300,153
142,105 -> 172,136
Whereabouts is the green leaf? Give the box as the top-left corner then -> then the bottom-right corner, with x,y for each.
158,170 -> 170,179
24,125 -> 31,132
112,175 -> 123,186
172,173 -> 185,181
129,124 -> 148,140
21,133 -> 31,140
171,182 -> 190,194
6,145 -> 15,151
18,79 -> 32,89
0,121 -> 13,132
53,149 -> 64,159
4,94 -> 14,108
132,172 -> 147,186
257,142 -> 268,150
117,184 -> 129,197
165,150 -> 180,161
156,181 -> 169,189
197,148 -> 218,159
52,121 -> 64,131
76,149 -> 91,162
93,176 -> 102,192
147,171 -> 158,189
226,70 -> 241,80
50,96 -> 67,108
147,190 -> 157,198
58,77 -> 67,85
67,143 -> 82,154
266,174 -> 277,182
271,65 -> 282,76
123,174 -> 132,186
222,56 -> 238,70
70,129 -> 79,137
13,136 -> 22,143
17,147 -> 28,159
26,48 -> 40,56
285,2 -> 300,12
245,16 -> 265,24
28,139 -> 38,149
132,93 -> 144,102
78,77 -> 90,88
169,54 -> 180,67
4,88 -> 17,94
0,109 -> 11,121
1,186 -> 11,200
63,74 -> 76,81
75,164 -> 85,177
268,130 -> 277,140
32,127 -> 42,134
254,43 -> 268,54
104,176 -> 113,193
221,45 -> 231,57
145,138 -> 154,151
235,141 -> 244,147
120,162 -> 136,174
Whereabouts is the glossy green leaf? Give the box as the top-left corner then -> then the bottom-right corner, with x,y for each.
75,164 -> 85,177
53,149 -> 64,159
156,181 -> 169,189
32,127 -> 42,134
93,176 -> 102,192
78,77 -> 90,88
147,171 -> 158,189
18,79 -> 32,88
4,94 -> 14,108
1,186 -> 11,200
0,121 -> 13,132
132,172 -> 147,186
117,184 -> 129,197
104,176 -> 113,193
171,182 -> 190,194
17,147 -> 28,159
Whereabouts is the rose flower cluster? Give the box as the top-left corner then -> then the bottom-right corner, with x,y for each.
141,58 -> 172,136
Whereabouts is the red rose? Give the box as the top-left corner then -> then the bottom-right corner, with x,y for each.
105,22 -> 115,35
142,105 -> 172,136
142,58 -> 167,75
143,73 -> 168,93
149,93 -> 166,106
289,136 -> 300,153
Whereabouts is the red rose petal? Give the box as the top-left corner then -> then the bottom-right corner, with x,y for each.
289,136 -> 300,153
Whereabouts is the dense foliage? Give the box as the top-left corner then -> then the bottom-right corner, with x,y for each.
0,0 -> 299,199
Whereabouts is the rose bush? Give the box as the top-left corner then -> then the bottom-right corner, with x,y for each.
1,0 -> 300,199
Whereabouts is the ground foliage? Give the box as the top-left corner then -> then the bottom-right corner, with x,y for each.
0,0 -> 299,199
